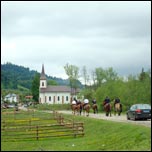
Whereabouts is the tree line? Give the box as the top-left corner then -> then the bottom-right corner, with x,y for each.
2,62 -> 151,111
64,64 -> 151,111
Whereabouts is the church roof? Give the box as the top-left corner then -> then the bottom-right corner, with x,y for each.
40,85 -> 80,94
40,64 -> 46,80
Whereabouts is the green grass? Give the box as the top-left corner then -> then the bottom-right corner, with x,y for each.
1,110 -> 151,151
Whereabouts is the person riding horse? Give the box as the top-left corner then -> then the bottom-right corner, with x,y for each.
92,98 -> 98,114
83,98 -> 89,110
71,98 -> 77,105
92,99 -> 97,105
104,96 -> 110,106
114,97 -> 120,106
103,96 -> 111,116
114,97 -> 122,115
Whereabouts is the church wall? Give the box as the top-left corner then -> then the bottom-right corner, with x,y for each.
39,92 -> 71,104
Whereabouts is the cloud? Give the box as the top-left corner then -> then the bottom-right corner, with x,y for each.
1,1 -> 151,79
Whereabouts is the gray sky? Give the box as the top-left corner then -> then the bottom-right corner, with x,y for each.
1,1 -> 151,81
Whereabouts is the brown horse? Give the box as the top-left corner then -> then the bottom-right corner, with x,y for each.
114,103 -> 122,116
71,103 -> 82,115
82,103 -> 90,116
92,104 -> 98,114
103,101 -> 112,117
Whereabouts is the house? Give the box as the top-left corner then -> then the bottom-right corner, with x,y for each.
25,96 -> 33,100
4,93 -> 19,103
39,64 -> 79,104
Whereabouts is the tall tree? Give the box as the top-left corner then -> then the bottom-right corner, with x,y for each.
64,63 -> 79,96
95,67 -> 106,86
82,66 -> 89,88
105,67 -> 118,82
31,73 -> 40,102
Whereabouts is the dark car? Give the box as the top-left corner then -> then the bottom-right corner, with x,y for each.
126,104 -> 151,120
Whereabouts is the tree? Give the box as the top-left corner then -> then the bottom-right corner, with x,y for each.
47,79 -> 58,85
64,63 -> 79,96
105,67 -> 118,82
31,73 -> 40,102
81,66 -> 89,88
95,67 -> 106,86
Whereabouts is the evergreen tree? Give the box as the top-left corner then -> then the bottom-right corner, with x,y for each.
31,73 -> 40,102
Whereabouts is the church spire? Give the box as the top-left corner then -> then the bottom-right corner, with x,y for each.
40,64 -> 46,80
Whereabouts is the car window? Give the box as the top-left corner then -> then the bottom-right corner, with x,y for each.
137,104 -> 151,109
130,105 -> 137,110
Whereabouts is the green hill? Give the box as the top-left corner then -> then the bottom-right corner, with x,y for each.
1,62 -> 82,90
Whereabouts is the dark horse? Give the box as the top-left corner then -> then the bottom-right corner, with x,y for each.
114,103 -> 122,116
82,103 -> 90,117
103,101 -> 112,117
71,102 -> 82,115
92,104 -> 98,114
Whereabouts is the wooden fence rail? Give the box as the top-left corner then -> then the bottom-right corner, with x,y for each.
1,110 -> 84,141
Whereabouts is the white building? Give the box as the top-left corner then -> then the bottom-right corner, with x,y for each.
4,93 -> 19,103
39,64 -> 79,104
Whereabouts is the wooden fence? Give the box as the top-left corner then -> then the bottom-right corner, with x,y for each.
1,110 -> 84,141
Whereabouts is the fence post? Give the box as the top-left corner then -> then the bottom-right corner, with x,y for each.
29,119 -> 31,130
3,120 -> 5,130
36,126 -> 39,140
14,110 -> 16,120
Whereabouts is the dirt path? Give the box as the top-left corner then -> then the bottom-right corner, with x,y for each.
58,110 -> 151,128
18,107 -> 151,128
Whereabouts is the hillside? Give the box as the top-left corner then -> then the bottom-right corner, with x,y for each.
1,62 -> 82,90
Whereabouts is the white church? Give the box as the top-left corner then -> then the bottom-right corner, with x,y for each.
39,64 -> 79,104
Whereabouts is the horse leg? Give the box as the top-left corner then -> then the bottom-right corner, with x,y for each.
106,112 -> 108,116
96,107 -> 98,114
110,111 -> 112,117
118,110 -> 121,116
87,110 -> 89,117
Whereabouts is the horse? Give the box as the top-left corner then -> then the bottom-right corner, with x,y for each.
82,103 -> 90,117
92,104 -> 98,114
103,101 -> 112,117
71,102 -> 82,115
114,103 -> 122,116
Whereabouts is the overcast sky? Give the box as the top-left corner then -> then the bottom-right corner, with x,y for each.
1,1 -> 151,81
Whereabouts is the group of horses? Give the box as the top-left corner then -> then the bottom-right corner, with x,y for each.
71,100 -> 122,117
103,101 -> 122,116
71,101 -> 98,117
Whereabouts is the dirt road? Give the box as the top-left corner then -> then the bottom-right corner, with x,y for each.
18,107 -> 151,128
58,110 -> 151,128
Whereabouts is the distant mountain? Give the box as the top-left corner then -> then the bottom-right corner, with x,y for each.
1,62 -> 83,90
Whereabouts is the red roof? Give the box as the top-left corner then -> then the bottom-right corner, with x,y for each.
25,96 -> 33,99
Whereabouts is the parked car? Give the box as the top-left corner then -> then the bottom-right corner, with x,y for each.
126,104 -> 151,120
7,104 -> 15,108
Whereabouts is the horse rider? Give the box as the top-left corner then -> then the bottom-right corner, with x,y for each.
104,96 -> 110,106
114,97 -> 122,110
114,97 -> 120,106
72,97 -> 77,105
92,99 -> 97,105
83,98 -> 89,109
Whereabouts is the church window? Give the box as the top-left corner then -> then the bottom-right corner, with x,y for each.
66,96 -> 68,101
58,96 -> 60,101
42,82 -> 44,86
49,96 -> 51,101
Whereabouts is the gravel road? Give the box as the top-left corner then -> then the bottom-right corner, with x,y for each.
18,107 -> 151,128
58,110 -> 151,128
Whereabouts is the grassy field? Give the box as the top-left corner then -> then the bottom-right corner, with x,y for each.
1,108 -> 151,151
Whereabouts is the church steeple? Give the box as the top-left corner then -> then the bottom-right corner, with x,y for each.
40,64 -> 46,80
40,64 -> 47,88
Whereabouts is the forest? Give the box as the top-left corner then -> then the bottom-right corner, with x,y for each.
64,64 -> 151,110
1,62 -> 82,90
1,62 -> 151,109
